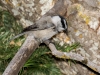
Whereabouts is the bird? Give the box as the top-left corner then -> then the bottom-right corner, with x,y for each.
10,15 -> 68,43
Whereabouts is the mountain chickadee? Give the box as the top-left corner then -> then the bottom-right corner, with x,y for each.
10,15 -> 68,43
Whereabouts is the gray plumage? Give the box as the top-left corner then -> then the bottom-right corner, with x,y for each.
10,15 -> 68,43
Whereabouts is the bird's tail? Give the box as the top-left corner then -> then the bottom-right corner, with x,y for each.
9,32 -> 27,43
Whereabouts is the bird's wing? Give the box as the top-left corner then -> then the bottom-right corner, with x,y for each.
22,16 -> 54,32
22,23 -> 54,32
22,24 -> 39,32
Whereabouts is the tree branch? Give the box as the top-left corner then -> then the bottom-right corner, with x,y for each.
44,40 -> 100,74
3,35 -> 39,75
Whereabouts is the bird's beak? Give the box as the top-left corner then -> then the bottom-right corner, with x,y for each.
64,29 -> 68,35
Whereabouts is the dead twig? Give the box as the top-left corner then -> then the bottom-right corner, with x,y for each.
44,40 -> 100,74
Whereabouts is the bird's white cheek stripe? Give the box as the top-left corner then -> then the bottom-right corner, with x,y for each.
51,16 -> 61,26
64,20 -> 67,28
